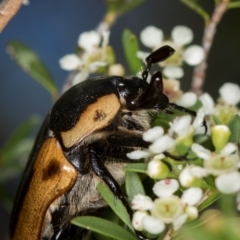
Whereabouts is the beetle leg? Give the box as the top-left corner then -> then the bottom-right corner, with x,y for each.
88,146 -> 154,240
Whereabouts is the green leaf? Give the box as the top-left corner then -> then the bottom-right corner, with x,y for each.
125,163 -> 148,173
7,40 -> 58,99
125,171 -> 145,201
198,190 -> 222,211
228,114 -> 240,144
211,115 -> 222,125
105,0 -> 145,15
97,182 -> 133,231
72,216 -> 136,240
0,116 -> 40,181
122,29 -> 142,75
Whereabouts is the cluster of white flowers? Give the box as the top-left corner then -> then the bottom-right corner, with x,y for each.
59,30 -> 124,85
138,25 -> 205,79
132,180 -> 202,234
128,82 -> 240,235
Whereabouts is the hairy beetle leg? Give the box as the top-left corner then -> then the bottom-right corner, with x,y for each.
89,147 -> 155,240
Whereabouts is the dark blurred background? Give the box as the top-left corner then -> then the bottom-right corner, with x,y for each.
0,0 -> 240,239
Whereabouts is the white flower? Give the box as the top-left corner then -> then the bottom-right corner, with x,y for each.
126,150 -> 151,160
199,93 -> 215,115
171,26 -> 193,47
153,179 -> 179,198
179,165 -> 209,187
140,26 -> 163,49
172,214 -> 188,231
142,216 -> 165,234
131,194 -> 154,211
163,66 -> 184,79
143,126 -> 164,142
78,31 -> 101,52
215,171 -> 240,194
181,187 -> 203,206
132,211 -> 148,231
152,196 -> 183,223
183,45 -> 205,66
59,54 -> 82,71
219,82 -> 240,105
169,115 -> 192,138
193,109 -> 205,130
176,92 -> 197,108
191,143 -> 211,160
149,135 -> 175,154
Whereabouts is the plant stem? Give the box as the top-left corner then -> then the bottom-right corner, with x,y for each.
96,11 -> 118,34
0,0 -> 23,32
191,0 -> 229,95
163,229 -> 172,240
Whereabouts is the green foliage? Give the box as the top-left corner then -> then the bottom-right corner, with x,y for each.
0,116 -> 40,182
97,182 -> 133,231
105,0 -> 145,15
72,216 -> 137,240
228,114 -> 240,144
125,171 -> 145,201
122,29 -> 142,75
7,40 -> 58,99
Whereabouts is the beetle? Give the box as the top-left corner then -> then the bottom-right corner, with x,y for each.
9,45 -> 206,240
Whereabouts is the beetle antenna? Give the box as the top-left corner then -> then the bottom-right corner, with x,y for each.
142,45 -> 175,82
168,103 -> 208,134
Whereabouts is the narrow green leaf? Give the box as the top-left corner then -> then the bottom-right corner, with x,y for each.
122,29 -> 142,75
7,40 -> 58,98
228,114 -> 240,144
72,216 -> 136,240
211,115 -> 222,125
125,171 -> 145,201
105,0 -> 145,15
125,163 -> 148,173
97,182 -> 133,231
198,191 -> 222,211
0,116 -> 40,157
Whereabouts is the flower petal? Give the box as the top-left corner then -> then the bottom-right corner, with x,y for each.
172,214 -> 188,231
220,143 -> 238,156
171,26 -> 193,47
132,211 -> 148,231
219,82 -> 240,105
176,92 -> 197,108
59,54 -> 82,71
140,26 -> 163,48
142,216 -> 165,234
126,150 -> 151,160
163,66 -> 184,79
153,179 -> 179,198
215,171 -> 240,194
131,194 -> 154,211
199,93 -> 215,115
183,45 -> 205,66
191,143 -> 211,160
143,126 -> 164,142
181,187 -> 203,206
149,135 -> 175,154
170,115 -> 192,138
78,30 -> 101,52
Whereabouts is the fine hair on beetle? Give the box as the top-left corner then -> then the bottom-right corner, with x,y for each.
9,45 -> 207,240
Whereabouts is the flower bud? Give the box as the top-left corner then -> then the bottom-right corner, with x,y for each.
146,159 -> 169,179
211,125 -> 231,152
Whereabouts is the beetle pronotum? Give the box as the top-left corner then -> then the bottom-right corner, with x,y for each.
10,45 -> 206,240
